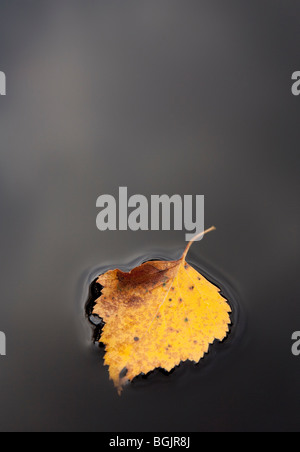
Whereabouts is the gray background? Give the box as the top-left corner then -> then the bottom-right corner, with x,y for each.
0,0 -> 300,432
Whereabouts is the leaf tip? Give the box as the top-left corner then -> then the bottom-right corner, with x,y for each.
182,226 -> 216,261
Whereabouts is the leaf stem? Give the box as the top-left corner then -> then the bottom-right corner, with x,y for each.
181,226 -> 216,261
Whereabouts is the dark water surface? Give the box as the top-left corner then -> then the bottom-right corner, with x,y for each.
1,1 -> 300,432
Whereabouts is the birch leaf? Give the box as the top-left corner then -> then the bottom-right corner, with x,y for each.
93,227 -> 231,394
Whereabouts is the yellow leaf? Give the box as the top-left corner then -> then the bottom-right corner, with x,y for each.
93,227 -> 231,394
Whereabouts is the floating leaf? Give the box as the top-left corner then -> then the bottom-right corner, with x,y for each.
93,227 -> 231,394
